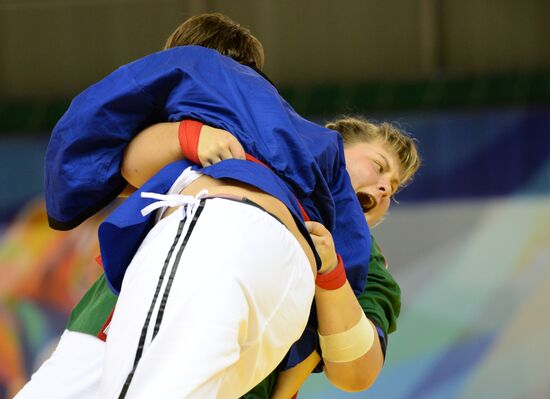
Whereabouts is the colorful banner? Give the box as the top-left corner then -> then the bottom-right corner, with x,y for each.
0,199 -> 109,398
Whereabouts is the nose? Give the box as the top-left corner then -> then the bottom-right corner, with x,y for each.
377,178 -> 392,197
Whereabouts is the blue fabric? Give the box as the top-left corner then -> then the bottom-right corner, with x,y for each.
45,45 -> 371,369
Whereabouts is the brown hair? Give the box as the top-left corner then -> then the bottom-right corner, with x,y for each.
326,116 -> 420,187
164,13 -> 264,71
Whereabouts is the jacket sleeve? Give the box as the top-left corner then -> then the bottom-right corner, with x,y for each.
45,51 -> 197,230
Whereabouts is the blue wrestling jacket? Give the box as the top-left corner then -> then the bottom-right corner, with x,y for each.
45,46 -> 371,369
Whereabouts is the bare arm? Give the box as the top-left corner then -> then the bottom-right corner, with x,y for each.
271,328 -> 382,398
121,121 -> 245,188
271,351 -> 321,399
315,283 -> 384,391
305,221 -> 384,392
271,296 -> 383,398
121,122 -> 182,188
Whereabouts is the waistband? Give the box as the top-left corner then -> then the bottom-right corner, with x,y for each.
140,191 -> 285,228
203,194 -> 285,227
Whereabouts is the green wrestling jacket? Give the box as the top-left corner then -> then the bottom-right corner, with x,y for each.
67,237 -> 401,398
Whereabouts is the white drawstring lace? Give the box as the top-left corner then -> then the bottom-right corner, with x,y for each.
140,189 -> 210,220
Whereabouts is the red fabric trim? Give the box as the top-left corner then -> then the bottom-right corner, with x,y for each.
178,120 -> 203,165
297,202 -> 310,222
315,254 -> 347,290
245,153 -> 268,167
245,153 -> 310,221
97,308 -> 114,342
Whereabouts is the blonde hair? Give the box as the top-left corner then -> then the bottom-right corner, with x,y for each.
164,13 -> 264,71
326,116 -> 420,187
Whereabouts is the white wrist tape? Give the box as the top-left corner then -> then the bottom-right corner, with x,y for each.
318,312 -> 375,363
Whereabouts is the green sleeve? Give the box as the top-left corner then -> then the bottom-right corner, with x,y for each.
240,372 -> 278,399
66,273 -> 118,336
357,237 -> 401,338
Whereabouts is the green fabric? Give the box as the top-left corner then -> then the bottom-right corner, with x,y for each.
66,236 -> 401,398
358,238 -> 401,336
66,273 -> 117,336
240,372 -> 277,399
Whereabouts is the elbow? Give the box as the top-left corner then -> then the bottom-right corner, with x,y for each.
120,163 -> 137,188
327,371 -> 377,393
120,151 -> 144,188
348,373 -> 377,392
324,346 -> 384,392
325,363 -> 381,392
346,381 -> 374,393
121,169 -> 140,189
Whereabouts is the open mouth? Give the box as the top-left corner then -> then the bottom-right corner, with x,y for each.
356,192 -> 377,213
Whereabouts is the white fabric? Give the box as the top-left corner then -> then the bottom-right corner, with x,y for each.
154,166 -> 202,222
140,188 -> 209,218
13,168 -> 202,399
101,196 -> 315,399
14,330 -> 105,399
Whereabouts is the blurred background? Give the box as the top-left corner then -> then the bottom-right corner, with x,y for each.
1,0 -> 549,398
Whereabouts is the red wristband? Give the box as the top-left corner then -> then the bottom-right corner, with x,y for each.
315,254 -> 347,290
178,119 -> 203,165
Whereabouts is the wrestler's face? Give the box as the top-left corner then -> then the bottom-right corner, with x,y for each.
344,139 -> 401,227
